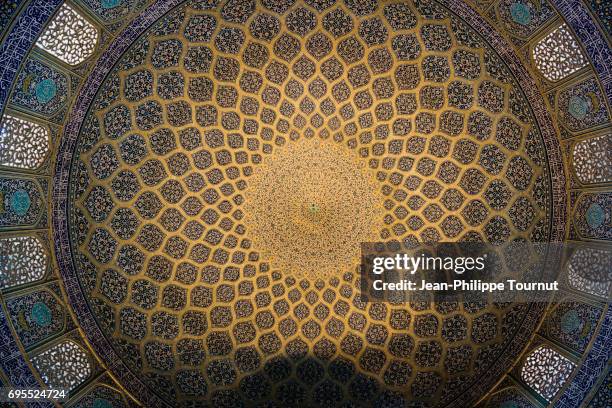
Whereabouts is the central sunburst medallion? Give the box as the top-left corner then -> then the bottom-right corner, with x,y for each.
244,137 -> 385,278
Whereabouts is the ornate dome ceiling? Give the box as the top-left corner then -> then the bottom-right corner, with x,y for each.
63,1 -> 562,405
0,0 -> 610,408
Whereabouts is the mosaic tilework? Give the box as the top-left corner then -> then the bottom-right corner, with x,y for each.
497,0 -> 557,39
52,2 -> 185,406
53,0 -> 563,404
589,0 -> 612,37
540,301 -> 602,355
81,0 -> 138,23
6,288 -> 66,348
573,192 -> 612,240
552,0 -> 612,108
555,308 -> 612,408
73,2 -> 552,401
0,0 -> 609,408
0,308 -> 45,401
10,58 -> 69,116
0,0 -> 62,117
68,384 -> 129,408
484,386 -> 537,407
558,77 -> 609,133
443,0 -> 567,251
0,177 -> 45,228
0,0 -> 25,38
586,368 -> 612,408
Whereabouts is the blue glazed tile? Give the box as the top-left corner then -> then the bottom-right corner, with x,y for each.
0,0 -> 62,116
0,309 -> 40,390
554,309 -> 612,407
551,0 -> 612,108
0,0 -> 25,37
